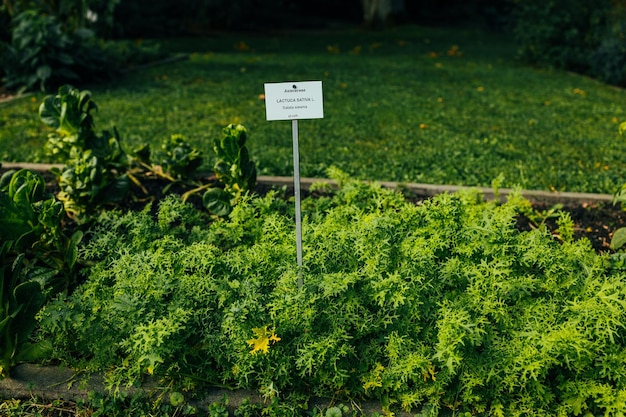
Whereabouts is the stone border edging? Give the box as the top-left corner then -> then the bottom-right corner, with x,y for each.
0,364 -> 413,416
258,176 -> 614,206
1,162 -> 614,207
0,92 -> 36,104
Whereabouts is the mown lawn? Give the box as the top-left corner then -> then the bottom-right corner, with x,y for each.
2,24 -> 626,193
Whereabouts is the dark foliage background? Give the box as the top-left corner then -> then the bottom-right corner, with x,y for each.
2,0 -> 626,92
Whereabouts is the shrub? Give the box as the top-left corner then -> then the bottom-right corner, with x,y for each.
2,11 -> 80,92
0,1 -> 164,93
1,0 -> 121,35
589,6 -> 626,86
0,9 -> 124,93
38,176 -> 626,415
510,0 -> 626,86
510,0 -> 611,71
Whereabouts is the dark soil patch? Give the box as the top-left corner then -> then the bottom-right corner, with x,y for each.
516,201 -> 626,253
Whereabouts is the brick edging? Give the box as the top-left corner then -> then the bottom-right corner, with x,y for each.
1,162 -> 614,206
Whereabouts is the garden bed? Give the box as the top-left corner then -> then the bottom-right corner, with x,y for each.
3,162 -> 626,416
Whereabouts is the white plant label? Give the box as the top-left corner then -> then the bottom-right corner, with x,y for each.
264,81 -> 323,121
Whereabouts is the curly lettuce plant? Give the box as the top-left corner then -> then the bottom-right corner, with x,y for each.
38,173 -> 626,416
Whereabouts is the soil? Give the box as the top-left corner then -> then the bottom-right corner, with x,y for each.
516,201 -> 626,253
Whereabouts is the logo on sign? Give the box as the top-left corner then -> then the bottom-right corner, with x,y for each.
284,84 -> 305,93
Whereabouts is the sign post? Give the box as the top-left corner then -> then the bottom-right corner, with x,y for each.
291,119 -> 302,282
264,81 -> 324,287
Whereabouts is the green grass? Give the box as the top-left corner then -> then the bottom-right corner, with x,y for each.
2,25 -> 626,193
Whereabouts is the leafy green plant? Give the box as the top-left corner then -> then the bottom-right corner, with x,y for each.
234,398 -> 263,417
1,10 -> 77,92
1,0 -> 120,33
0,9 -> 120,93
37,172 -> 626,415
207,396 -> 229,417
202,123 -> 257,216
128,134 -> 204,197
214,123 -> 256,195
0,0 -> 156,93
159,134 -> 203,180
39,84 -> 130,222
38,85 -> 255,220
510,0 -> 612,71
0,240 -> 48,378
0,169 -> 82,377
0,169 -> 82,293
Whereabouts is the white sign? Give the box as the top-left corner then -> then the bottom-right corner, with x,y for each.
264,81 -> 323,121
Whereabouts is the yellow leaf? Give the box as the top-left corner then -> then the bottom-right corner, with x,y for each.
234,41 -> 250,51
247,326 -> 280,355
447,45 -> 461,56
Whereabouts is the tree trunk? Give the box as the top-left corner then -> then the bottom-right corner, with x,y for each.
361,0 -> 406,28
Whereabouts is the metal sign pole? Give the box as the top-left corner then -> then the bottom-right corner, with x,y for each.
292,119 -> 303,288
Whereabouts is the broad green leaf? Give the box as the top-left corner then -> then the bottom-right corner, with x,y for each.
0,314 -> 15,338
9,169 -> 46,205
38,95 -> 62,129
12,281 -> 44,345
66,230 -> 84,270
15,339 -> 53,363
99,175 -> 130,204
611,227 -> 626,250
203,188 -> 232,217
216,136 -> 240,163
0,170 -> 16,190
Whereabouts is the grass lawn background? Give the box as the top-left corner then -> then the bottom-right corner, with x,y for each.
2,25 -> 626,194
